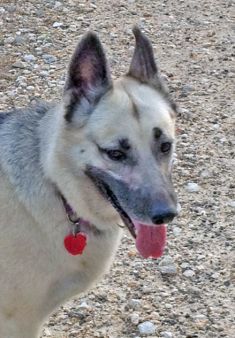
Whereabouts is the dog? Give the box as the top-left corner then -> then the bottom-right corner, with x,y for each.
0,27 -> 178,337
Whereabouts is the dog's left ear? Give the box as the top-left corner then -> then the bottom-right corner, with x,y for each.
128,27 -> 178,113
64,32 -> 112,122
128,27 -> 165,89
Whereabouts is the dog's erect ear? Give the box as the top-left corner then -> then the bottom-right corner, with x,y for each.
128,27 -> 178,113
128,27 -> 158,81
64,32 -> 112,122
128,27 -> 165,87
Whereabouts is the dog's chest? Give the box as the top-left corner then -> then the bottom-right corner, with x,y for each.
44,227 -> 122,312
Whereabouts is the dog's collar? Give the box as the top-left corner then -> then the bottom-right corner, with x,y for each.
61,194 -> 86,235
60,194 -> 98,256
60,193 -> 100,236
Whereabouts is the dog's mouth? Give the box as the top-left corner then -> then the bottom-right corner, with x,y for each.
86,167 -> 167,259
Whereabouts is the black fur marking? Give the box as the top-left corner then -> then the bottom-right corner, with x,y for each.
119,138 -> 131,151
153,127 -> 162,139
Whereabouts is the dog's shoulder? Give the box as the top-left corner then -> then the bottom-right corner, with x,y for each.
0,101 -> 54,192
0,100 -> 52,124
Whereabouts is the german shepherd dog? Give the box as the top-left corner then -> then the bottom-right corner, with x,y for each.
0,27 -> 178,337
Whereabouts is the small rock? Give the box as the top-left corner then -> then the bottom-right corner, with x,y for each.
12,61 -> 26,69
5,5 -> 16,13
43,328 -> 52,336
129,298 -> 142,309
39,70 -> 49,77
181,262 -> 190,269
53,21 -> 63,28
23,54 -> 36,62
138,321 -> 156,336
26,86 -> 35,91
183,269 -> 195,278
4,37 -> 15,44
211,272 -> 220,279
78,301 -> 89,309
158,255 -> 177,275
179,108 -> 192,120
142,285 -> 152,294
176,202 -> 182,213
185,182 -> 200,193
35,9 -> 44,17
130,313 -> 140,325
180,84 -> 194,97
161,332 -> 174,338
54,1 -> 63,8
228,200 -> 235,208
42,54 -> 57,64
193,314 -> 209,329
14,35 -> 25,45
200,169 -> 211,178
173,226 -> 182,237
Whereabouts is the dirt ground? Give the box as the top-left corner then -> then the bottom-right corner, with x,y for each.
0,0 -> 234,337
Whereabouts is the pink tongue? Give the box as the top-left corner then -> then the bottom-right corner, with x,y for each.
134,222 -> 167,259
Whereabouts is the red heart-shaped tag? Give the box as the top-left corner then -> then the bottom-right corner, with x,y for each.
64,233 -> 87,255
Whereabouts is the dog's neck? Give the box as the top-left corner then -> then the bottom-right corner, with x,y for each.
60,192 -> 101,236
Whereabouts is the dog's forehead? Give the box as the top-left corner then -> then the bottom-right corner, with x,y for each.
89,77 -> 175,142
119,77 -> 175,135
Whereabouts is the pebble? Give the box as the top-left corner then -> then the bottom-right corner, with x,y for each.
200,169 -> 211,178
138,321 -> 156,336
160,332 -> 174,338
179,108 -> 192,120
193,314 -> 209,329
42,54 -> 58,64
12,61 -> 26,69
53,21 -> 63,28
4,37 -> 15,44
54,1 -> 63,8
26,86 -> 35,91
185,182 -> 200,193
5,5 -> 16,13
128,298 -> 142,309
172,226 -> 182,236
23,54 -> 36,62
180,84 -> 194,97
158,256 -> 177,275
228,200 -> 235,208
130,313 -> 140,325
181,262 -> 190,269
78,301 -> 90,309
183,269 -> 195,278
14,35 -> 25,45
39,70 -> 49,77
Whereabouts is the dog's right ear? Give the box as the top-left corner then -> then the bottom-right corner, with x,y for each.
64,32 -> 112,123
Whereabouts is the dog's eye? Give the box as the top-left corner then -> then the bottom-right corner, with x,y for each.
105,149 -> 127,161
160,142 -> 172,153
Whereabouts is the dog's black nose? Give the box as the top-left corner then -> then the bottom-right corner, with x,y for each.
151,207 -> 177,225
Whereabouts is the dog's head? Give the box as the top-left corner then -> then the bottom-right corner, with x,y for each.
50,27 -> 178,258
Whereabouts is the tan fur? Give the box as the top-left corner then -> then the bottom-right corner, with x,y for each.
0,31 -> 176,337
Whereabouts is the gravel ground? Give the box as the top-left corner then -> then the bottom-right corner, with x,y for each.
0,1 -> 234,337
